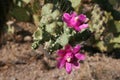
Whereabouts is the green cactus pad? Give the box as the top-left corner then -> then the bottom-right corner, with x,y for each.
33,28 -> 43,41
51,9 -> 60,20
56,33 -> 70,46
41,3 -> 53,16
45,22 -> 57,35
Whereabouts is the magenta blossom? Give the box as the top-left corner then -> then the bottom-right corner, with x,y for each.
57,44 -> 85,74
62,12 -> 89,31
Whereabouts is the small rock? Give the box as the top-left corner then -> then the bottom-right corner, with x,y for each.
24,36 -> 32,42
10,77 -> 17,80
52,73 -> 59,79
58,77 -> 65,80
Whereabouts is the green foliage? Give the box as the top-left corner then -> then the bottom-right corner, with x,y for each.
69,0 -> 81,12
9,0 -> 120,53
32,0 -> 85,52
32,3 -> 63,52
33,28 -> 43,41
108,0 -> 120,11
11,7 -> 30,21
11,0 -> 42,22
22,0 -> 31,4
89,4 -> 109,40
88,3 -> 120,52
41,3 -> 53,16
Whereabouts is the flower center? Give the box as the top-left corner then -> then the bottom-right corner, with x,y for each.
75,16 -> 79,21
67,57 -> 71,62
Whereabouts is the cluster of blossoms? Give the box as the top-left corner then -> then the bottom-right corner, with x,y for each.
56,12 -> 88,74
62,12 -> 88,32
57,44 -> 85,74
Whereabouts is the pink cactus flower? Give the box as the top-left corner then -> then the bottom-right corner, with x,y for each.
63,12 -> 89,31
57,44 -> 85,74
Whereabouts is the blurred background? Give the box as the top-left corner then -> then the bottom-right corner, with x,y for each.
0,0 -> 120,80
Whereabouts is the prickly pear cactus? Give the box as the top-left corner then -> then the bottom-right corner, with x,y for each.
89,4 -> 109,40
108,21 -> 120,49
69,0 -> 81,12
32,2 -> 70,52
31,0 -> 85,52
87,4 -> 107,51
88,3 -> 120,52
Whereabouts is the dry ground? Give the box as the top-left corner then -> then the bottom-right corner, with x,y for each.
0,41 -> 120,80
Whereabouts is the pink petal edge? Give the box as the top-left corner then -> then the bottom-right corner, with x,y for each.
73,44 -> 81,53
57,58 -> 66,69
57,49 -> 65,57
65,62 -> 72,74
79,24 -> 88,30
63,13 -> 71,22
75,53 -> 85,60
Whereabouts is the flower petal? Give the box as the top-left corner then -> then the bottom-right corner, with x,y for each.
57,58 -> 66,69
62,13 -> 71,22
78,14 -> 87,22
72,61 -> 80,69
65,62 -> 72,74
68,17 -> 77,26
69,17 -> 81,26
70,12 -> 77,17
65,52 -> 73,60
65,44 -> 72,52
73,44 -> 81,53
74,25 -> 81,31
75,53 -> 85,60
57,49 -> 65,57
79,24 -> 88,30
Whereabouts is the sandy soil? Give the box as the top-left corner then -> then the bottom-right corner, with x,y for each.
0,41 -> 120,80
